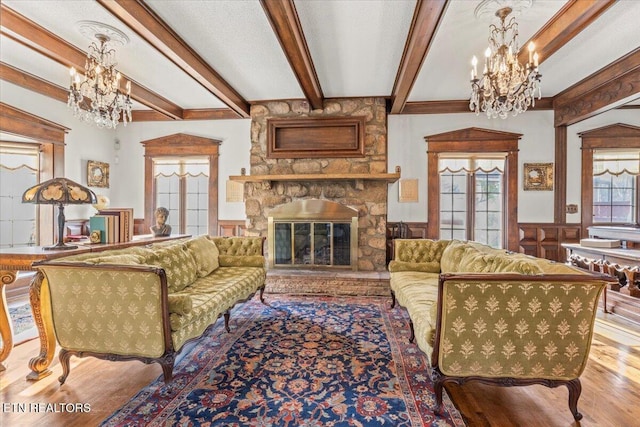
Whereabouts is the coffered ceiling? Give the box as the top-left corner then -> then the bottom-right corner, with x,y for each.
1,0 -> 639,124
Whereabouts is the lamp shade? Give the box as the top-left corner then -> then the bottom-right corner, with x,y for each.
22,177 -> 97,250
22,177 -> 97,205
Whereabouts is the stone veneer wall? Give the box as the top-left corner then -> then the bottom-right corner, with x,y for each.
245,98 -> 388,271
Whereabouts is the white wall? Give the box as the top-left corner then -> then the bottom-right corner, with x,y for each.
387,110 -> 556,223
565,109 -> 640,223
114,119 -> 251,220
0,81 -> 115,221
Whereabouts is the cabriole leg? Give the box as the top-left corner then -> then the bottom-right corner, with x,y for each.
567,378 -> 583,421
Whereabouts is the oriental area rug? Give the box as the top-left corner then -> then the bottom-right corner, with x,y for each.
102,295 -> 465,426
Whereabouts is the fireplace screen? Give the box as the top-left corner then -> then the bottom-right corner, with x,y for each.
268,200 -> 358,270
274,222 -> 351,266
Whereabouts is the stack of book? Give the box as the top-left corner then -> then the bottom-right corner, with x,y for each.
89,208 -> 134,243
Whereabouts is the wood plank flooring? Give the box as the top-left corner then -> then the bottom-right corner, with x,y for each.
1,306 -> 639,426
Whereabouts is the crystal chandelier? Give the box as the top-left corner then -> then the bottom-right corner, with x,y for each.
68,22 -> 132,129
469,6 -> 542,119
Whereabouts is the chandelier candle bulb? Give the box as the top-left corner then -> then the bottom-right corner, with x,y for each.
471,56 -> 478,79
469,6 -> 542,119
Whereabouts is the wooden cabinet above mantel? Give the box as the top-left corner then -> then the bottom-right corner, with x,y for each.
229,167 -> 401,184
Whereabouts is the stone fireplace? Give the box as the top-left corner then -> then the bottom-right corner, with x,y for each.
244,98 -> 390,272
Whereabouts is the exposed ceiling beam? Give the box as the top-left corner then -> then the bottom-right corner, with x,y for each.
402,100 -> 471,115
0,4 -> 183,120
401,98 -> 554,115
98,0 -> 250,118
133,108 -> 240,122
618,104 -> 640,110
260,0 -> 323,110
517,0 -> 616,66
0,61 -> 68,103
0,101 -> 69,144
554,48 -> 640,126
390,0 -> 449,114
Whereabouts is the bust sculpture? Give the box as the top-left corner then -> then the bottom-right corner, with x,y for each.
150,207 -> 172,237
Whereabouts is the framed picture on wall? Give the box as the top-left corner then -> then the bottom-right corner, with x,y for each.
87,160 -> 109,188
523,162 -> 553,191
399,178 -> 419,202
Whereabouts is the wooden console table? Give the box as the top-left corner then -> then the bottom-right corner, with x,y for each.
563,243 -> 640,324
0,234 -> 189,378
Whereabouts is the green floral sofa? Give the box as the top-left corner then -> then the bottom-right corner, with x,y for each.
34,235 -> 266,384
389,239 -> 615,421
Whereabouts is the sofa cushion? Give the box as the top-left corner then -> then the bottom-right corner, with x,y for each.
185,235 -> 220,277
168,294 -> 193,315
58,246 -> 153,263
87,254 -> 146,265
145,243 -> 198,293
389,271 -> 440,362
441,240 -> 474,273
168,266 -> 266,332
457,250 -> 490,272
456,249 -> 544,275
487,255 -> 543,274
147,237 -> 191,248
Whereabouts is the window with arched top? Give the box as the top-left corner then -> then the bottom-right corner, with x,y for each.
141,133 -> 220,235
425,128 -> 520,251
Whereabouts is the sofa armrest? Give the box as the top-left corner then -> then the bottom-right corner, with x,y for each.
432,272 -> 614,381
35,262 -> 172,359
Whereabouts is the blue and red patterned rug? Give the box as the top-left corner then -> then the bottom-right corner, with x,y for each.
102,295 -> 465,426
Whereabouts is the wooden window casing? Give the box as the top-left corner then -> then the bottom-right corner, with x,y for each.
141,133 -> 221,235
579,123 -> 640,236
0,103 -> 68,246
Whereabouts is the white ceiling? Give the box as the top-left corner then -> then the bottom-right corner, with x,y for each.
1,0 -> 639,113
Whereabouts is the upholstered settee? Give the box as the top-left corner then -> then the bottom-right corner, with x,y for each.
388,239 -> 615,421
34,235 -> 266,384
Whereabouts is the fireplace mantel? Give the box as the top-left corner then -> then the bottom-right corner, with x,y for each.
229,167 -> 401,184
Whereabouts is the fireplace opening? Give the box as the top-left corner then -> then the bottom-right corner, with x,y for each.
268,200 -> 358,270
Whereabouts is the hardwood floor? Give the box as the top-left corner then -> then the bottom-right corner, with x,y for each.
1,307 -> 639,426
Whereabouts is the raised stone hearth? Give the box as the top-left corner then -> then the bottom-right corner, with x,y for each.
265,269 -> 390,297
245,98 -> 389,272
